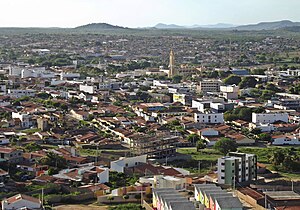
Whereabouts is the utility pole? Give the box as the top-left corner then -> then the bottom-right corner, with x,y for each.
198,161 -> 201,174
165,156 -> 168,166
95,145 -> 98,165
233,175 -> 236,192
41,188 -> 44,208
265,193 -> 267,209
292,180 -> 294,191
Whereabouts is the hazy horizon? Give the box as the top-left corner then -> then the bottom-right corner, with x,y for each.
0,0 -> 300,28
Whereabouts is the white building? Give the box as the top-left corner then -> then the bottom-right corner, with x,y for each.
272,135 -> 300,145
80,84 -> 96,94
287,69 -> 300,77
12,112 -> 32,128
110,155 -> 147,173
140,175 -> 188,190
8,89 -> 36,98
0,135 -> 10,145
194,112 -> 224,124
220,85 -> 239,99
2,194 -> 41,210
192,98 -> 225,112
252,113 -> 289,124
53,166 -> 109,184
60,72 -> 80,80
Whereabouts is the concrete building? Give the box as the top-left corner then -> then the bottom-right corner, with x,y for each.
60,72 -> 80,80
252,113 -> 289,124
8,89 -> 36,98
12,112 -> 32,128
217,152 -> 257,186
110,155 -> 147,173
220,85 -> 239,99
287,69 -> 300,77
194,112 -> 224,124
272,134 -> 300,145
0,147 -> 23,163
80,84 -> 96,94
197,80 -> 221,93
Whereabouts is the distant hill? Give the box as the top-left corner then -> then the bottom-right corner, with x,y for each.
191,23 -> 236,29
154,23 -> 235,29
154,23 -> 185,29
282,26 -> 300,32
75,23 -> 126,30
235,20 -> 300,31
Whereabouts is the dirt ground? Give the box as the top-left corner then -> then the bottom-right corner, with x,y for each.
54,205 -> 108,210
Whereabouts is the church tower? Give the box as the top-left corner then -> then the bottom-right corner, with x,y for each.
168,49 -> 176,77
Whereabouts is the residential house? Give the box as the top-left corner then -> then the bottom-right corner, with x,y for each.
70,109 -> 89,121
0,147 -> 23,163
110,155 -> 147,173
0,168 -> 9,182
54,166 -> 109,184
272,134 -> 300,145
1,194 -> 41,210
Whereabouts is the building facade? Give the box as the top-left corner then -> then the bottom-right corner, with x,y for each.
217,152 -> 257,186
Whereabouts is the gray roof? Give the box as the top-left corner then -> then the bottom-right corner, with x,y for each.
210,192 -> 233,201
216,197 -> 243,208
203,188 -> 223,195
169,201 -> 196,210
264,191 -> 300,200
153,188 -> 177,196
194,184 -> 220,193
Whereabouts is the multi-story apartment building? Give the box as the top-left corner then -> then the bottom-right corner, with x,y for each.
7,89 -> 36,98
194,112 -> 224,124
217,152 -> 257,186
197,80 -> 222,93
252,112 -> 289,124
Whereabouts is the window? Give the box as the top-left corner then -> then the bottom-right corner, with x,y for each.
221,176 -> 224,179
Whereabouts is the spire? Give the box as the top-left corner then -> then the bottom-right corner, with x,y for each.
168,49 -> 176,77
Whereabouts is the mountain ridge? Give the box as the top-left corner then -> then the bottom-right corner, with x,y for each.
74,23 -> 126,30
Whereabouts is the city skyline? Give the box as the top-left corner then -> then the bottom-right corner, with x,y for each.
0,0 -> 300,28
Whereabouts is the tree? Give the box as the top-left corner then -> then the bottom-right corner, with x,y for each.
196,140 -> 206,151
187,134 -> 200,144
108,203 -> 144,210
24,142 -> 42,152
251,69 -> 265,75
239,77 -> 257,88
172,75 -> 183,83
223,75 -> 241,85
250,128 -> 261,135
257,133 -> 271,142
214,138 -> 237,155
39,152 -> 67,169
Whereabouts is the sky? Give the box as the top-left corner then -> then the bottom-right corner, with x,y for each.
0,0 -> 300,28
